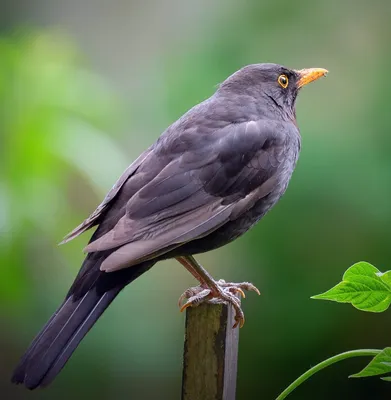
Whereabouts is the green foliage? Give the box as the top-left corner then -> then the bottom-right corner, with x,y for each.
312,262 -> 391,381
311,262 -> 391,312
278,262 -> 391,399
350,348 -> 391,379
276,349 -> 381,400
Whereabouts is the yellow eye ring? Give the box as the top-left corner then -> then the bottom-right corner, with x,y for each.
278,74 -> 289,88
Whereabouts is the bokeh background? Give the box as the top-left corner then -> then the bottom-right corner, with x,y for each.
1,0 -> 391,399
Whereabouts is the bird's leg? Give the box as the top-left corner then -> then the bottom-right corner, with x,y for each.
176,256 -> 210,307
176,256 -> 208,285
176,255 -> 260,328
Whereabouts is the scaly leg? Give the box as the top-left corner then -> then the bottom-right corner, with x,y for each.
176,256 -> 248,304
175,255 -> 260,328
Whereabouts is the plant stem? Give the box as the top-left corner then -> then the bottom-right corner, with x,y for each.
276,349 -> 381,400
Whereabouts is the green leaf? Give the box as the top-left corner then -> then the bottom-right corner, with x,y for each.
381,377 -> 391,382
350,348 -> 391,378
311,262 -> 391,312
376,270 -> 391,288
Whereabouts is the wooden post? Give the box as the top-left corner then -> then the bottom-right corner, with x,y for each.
181,301 -> 240,400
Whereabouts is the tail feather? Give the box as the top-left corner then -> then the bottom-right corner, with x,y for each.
12,259 -> 154,389
40,290 -> 117,387
11,299 -> 70,384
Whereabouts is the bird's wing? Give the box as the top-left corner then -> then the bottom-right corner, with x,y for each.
60,148 -> 153,244
84,119 -> 292,272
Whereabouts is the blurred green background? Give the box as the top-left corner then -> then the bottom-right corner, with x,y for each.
1,0 -> 391,399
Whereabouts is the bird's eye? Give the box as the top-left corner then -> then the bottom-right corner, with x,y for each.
278,74 -> 289,89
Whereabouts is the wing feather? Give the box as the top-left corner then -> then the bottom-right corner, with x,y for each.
99,203 -> 234,271
66,119 -> 294,273
60,148 -> 152,244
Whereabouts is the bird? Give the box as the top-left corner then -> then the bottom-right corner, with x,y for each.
12,63 -> 327,389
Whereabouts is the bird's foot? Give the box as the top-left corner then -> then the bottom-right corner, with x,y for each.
215,279 -> 260,298
178,279 -> 260,328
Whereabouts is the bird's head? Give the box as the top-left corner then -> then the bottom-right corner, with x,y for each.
218,63 -> 328,120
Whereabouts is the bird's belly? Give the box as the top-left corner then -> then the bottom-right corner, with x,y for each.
211,190 -> 283,244
174,182 -> 287,256
167,146 -> 298,258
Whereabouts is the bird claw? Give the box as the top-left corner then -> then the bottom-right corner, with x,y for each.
178,280 -> 260,329
177,286 -> 210,307
216,280 -> 261,296
179,288 -> 212,312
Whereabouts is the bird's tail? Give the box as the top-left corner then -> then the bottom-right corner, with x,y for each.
12,255 -> 154,389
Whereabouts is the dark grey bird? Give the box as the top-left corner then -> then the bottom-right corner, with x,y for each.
12,63 -> 327,389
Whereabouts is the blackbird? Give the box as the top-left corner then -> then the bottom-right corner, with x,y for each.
12,63 -> 327,389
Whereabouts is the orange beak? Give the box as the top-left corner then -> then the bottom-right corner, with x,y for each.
295,68 -> 328,88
